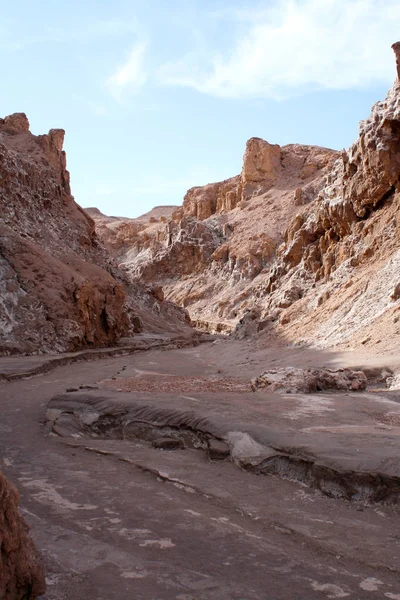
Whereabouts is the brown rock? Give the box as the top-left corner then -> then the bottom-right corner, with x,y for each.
182,176 -> 241,220
241,137 -> 281,187
391,283 -> 400,301
0,114 -> 193,355
87,137 -> 336,332
2,113 -> 30,134
392,41 -> 400,80
0,471 -> 46,599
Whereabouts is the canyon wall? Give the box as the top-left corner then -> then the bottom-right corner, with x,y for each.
257,44 -> 400,350
90,138 -> 337,333
0,114 -> 191,355
0,471 -> 46,599
89,43 -> 400,352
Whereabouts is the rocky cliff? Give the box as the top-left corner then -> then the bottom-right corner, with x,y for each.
256,43 -> 400,351
0,115 -> 191,355
0,471 -> 46,599
88,43 -> 400,352
89,137 -> 337,333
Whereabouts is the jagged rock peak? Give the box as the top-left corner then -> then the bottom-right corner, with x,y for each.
0,113 -> 66,153
48,128 -> 65,152
0,112 -> 30,133
242,137 -> 281,185
392,41 -> 400,79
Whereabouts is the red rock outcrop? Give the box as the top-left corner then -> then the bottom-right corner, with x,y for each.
0,471 -> 46,599
0,114 -> 192,354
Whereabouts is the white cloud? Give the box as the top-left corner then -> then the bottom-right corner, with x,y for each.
0,19 -> 141,50
107,41 -> 147,99
159,0 -> 400,99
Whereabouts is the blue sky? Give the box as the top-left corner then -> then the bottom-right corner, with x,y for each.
1,0 -> 399,218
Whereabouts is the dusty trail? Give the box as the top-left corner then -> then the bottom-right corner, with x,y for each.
1,341 -> 400,599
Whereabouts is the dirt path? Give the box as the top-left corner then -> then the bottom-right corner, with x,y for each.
1,343 -> 400,599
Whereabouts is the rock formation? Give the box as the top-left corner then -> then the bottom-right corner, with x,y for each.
0,115 -> 191,355
392,42 -> 400,80
88,43 -> 400,352
256,43 -> 400,350
251,367 -> 367,394
0,471 -> 46,599
89,138 -> 337,333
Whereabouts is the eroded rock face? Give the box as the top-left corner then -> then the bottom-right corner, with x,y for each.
89,137 -> 336,330
0,115 -> 130,354
84,43 -> 400,349
241,137 -> 281,199
392,42 -> 400,80
182,176 -> 241,221
254,44 -> 400,351
252,367 -> 367,394
0,472 -> 46,599
0,114 -> 192,354
89,46 -> 400,347
0,113 -> 30,134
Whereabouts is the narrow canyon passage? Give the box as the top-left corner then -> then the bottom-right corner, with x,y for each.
1,341 -> 400,600
3,27 -> 400,600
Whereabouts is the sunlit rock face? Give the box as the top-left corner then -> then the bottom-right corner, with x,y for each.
259,42 -> 400,350
88,44 -> 400,349
88,133 -> 336,333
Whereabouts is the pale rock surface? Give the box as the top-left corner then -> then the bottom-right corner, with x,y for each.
252,367 -> 368,394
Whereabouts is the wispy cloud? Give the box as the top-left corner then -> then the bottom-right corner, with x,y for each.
159,0 -> 400,99
0,19 -> 140,50
106,41 -> 147,99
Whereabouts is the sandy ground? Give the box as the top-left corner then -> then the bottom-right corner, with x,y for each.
1,339 -> 400,599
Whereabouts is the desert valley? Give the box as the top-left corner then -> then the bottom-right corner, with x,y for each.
1,41 -> 400,600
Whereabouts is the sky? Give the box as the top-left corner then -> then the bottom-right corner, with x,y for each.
1,0 -> 399,218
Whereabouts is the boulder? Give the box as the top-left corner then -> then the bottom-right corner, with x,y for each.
0,472 -> 46,599
252,367 -> 368,394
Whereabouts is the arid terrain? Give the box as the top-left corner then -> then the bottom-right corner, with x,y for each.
88,44 -> 400,356
1,44 -> 400,600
